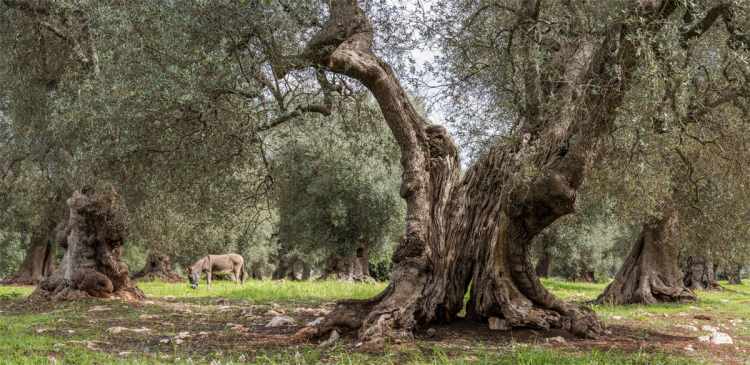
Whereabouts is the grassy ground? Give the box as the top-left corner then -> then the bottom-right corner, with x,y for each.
0,279 -> 748,364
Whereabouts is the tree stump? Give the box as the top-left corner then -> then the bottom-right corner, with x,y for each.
131,253 -> 182,283
30,188 -> 144,301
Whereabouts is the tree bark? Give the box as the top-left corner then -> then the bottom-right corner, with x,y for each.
684,256 -> 721,290
596,208 -> 695,305
320,243 -> 372,282
131,252 -> 182,283
31,188 -> 144,301
2,230 -> 55,285
286,0 -> 679,342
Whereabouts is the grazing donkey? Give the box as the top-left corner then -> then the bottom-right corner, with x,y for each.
187,254 -> 246,289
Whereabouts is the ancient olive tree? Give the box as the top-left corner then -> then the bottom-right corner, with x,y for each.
33,187 -> 144,301
242,0 -> 721,341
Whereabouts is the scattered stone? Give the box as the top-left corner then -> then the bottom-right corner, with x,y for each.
720,299 -> 729,303
118,351 -> 132,357
230,324 -> 249,333
266,316 -> 296,327
163,296 -> 176,301
88,305 -> 112,312
198,331 -> 209,336
701,325 -> 718,333
694,314 -> 712,321
547,336 -> 566,344
107,326 -> 151,335
214,298 -> 229,305
159,338 -> 170,344
36,328 -> 48,334
611,316 -> 623,320
174,338 -> 184,345
676,312 -> 689,317
138,314 -> 159,320
320,330 -> 340,347
306,317 -> 324,327
176,331 -> 190,338
698,335 -> 710,343
426,328 -> 437,338
67,330 -> 75,334
675,325 -> 698,332
488,317 -> 509,331
684,345 -> 695,352
709,332 -> 733,345
265,309 -> 282,316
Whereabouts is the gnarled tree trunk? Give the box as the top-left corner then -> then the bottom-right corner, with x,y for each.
286,0 -> 680,342
131,252 -> 182,283
596,207 -> 695,305
684,256 -> 721,290
31,188 -> 143,301
725,264 -> 743,285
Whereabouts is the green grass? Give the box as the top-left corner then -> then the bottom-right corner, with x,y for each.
137,279 -> 387,305
2,278 -> 748,364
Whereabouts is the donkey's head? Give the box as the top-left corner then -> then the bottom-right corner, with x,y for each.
186,266 -> 199,289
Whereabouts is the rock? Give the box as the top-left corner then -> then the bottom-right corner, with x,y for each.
266,315 -> 296,327
265,309 -> 282,316
698,335 -> 710,343
163,296 -> 176,301
700,325 -> 718,332
426,328 -> 436,338
684,345 -> 695,352
675,324 -> 698,332
176,331 -> 190,338
676,312 -> 689,317
118,351 -> 132,356
214,298 -> 229,305
159,338 -> 170,344
709,332 -> 733,345
107,326 -> 150,335
174,338 -> 184,345
138,314 -> 159,320
306,317 -> 324,327
488,317 -> 509,331
694,314 -> 712,321
319,330 -> 340,347
611,316 -> 623,320
547,336 -> 566,344
88,305 -> 111,312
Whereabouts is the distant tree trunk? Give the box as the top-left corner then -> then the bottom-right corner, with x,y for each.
131,252 -> 182,283
249,260 -> 265,280
596,207 -> 695,305
3,195 -> 67,286
726,264 -> 743,285
684,256 -> 721,290
31,188 -> 144,301
320,243 -> 371,281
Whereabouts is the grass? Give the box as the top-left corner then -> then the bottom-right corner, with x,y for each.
137,279 -> 387,305
1,278 -> 748,364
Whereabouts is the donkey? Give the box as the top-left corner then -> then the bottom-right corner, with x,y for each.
187,254 -> 246,289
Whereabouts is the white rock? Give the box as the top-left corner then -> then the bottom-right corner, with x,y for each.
698,335 -> 710,343
88,306 -> 111,312
176,331 -> 190,338
174,338 -> 184,345
266,315 -> 296,327
107,326 -> 127,334
710,332 -> 733,345
265,309 -> 282,316
320,330 -> 340,347
488,317 -> 509,331
306,317 -> 324,327
701,325 -> 718,333
611,316 -> 623,320
159,338 -> 170,344
547,336 -> 566,344
684,345 -> 695,352
675,325 -> 698,332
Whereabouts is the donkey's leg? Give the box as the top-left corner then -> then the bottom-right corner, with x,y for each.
207,270 -> 212,288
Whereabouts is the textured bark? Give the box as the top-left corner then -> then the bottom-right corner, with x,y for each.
535,252 -> 552,278
249,260 -> 267,280
684,256 -> 721,290
288,0 -> 680,342
131,253 -> 182,283
596,208 -> 695,305
30,188 -> 144,301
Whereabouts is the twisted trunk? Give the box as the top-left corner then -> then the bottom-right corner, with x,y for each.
596,208 -> 695,305
320,243 -> 372,281
289,0 -> 678,342
726,264 -> 743,285
31,188 -> 143,301
2,230 -> 55,285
